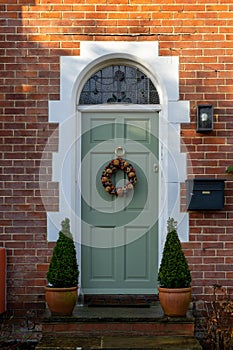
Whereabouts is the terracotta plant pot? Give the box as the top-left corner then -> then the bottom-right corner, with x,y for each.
45,286 -> 78,316
158,287 -> 191,317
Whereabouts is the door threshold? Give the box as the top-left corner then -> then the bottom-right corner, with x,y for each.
85,294 -> 158,307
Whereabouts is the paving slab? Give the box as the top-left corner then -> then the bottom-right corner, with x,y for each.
102,336 -> 202,349
36,335 -> 202,350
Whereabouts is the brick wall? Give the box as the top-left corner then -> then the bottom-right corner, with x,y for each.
1,0 -> 233,317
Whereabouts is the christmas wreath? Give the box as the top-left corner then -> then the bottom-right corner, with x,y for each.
101,158 -> 137,196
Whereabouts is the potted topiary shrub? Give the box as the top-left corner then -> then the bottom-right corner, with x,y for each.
45,218 -> 79,316
158,217 -> 192,317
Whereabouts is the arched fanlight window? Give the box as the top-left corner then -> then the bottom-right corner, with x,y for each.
79,65 -> 160,105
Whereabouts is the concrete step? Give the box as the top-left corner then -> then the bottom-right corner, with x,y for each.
41,304 -> 195,337
36,335 -> 202,350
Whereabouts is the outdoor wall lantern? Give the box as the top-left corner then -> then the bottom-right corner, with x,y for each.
197,104 -> 213,132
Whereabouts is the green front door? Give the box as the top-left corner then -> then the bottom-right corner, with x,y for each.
81,110 -> 159,294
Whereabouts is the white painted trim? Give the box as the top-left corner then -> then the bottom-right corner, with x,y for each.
46,41 -> 190,291
78,104 -> 161,112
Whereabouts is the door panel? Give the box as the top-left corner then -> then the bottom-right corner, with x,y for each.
124,227 -> 149,279
81,111 -> 158,294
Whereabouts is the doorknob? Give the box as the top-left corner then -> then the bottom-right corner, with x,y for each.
153,164 -> 159,173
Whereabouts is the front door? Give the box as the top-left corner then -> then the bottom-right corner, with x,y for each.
81,110 -> 159,294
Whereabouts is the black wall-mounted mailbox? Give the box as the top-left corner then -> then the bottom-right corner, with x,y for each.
186,179 -> 225,210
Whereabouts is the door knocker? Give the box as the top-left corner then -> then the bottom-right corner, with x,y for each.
115,146 -> 125,158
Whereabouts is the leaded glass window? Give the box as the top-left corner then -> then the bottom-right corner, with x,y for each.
79,65 -> 160,105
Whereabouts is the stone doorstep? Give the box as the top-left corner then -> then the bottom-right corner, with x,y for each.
36,335 -> 202,350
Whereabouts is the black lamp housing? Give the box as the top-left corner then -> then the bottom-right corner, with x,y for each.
197,104 -> 213,132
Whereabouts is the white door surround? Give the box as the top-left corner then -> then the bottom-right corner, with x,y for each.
44,41 -> 190,268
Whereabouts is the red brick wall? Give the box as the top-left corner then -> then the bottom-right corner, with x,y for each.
1,0 -> 233,317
